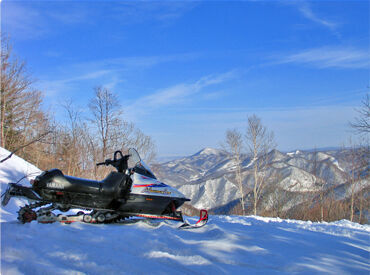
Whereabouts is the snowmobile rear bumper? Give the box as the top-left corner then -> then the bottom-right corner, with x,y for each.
1,183 -> 41,206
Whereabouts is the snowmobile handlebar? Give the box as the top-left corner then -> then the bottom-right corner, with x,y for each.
96,159 -> 113,166
96,151 -> 130,173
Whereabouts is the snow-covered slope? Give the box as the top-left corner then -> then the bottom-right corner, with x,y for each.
2,215 -> 369,274
0,147 -> 41,222
1,148 -> 369,274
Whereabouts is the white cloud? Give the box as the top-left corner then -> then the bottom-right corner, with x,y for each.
283,1 -> 338,33
125,71 -> 238,120
2,2 -> 92,40
2,2 -> 47,39
113,2 -> 198,25
37,53 -> 200,99
273,46 -> 369,69
297,2 -> 337,30
72,53 -> 200,71
3,1 -> 196,40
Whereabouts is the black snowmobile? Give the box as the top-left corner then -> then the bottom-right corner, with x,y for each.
1,148 -> 208,228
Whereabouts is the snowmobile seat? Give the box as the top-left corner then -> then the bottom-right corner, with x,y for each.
35,169 -> 129,198
64,174 -> 101,194
64,172 -> 128,197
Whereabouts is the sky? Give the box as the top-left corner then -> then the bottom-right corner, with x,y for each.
2,0 -> 369,158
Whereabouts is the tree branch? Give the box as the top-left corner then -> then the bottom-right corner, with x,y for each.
0,131 -> 52,163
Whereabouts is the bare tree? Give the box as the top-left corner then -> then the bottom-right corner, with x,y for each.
346,142 -> 368,222
89,86 -> 123,160
224,128 -> 245,215
311,149 -> 326,222
59,101 -> 86,176
265,172 -> 287,218
128,128 -> 157,164
0,130 -> 51,163
350,94 -> 370,134
0,36 -> 39,149
0,35 -> 53,166
88,86 -> 156,176
245,114 -> 275,216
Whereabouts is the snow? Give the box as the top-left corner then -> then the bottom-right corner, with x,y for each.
196,147 -> 224,156
179,176 -> 239,209
1,149 -> 370,274
2,216 -> 369,274
0,147 -> 41,222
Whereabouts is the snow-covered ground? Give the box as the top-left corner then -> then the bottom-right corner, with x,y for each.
1,148 -> 369,274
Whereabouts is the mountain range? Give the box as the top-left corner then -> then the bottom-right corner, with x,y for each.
153,147 -> 369,220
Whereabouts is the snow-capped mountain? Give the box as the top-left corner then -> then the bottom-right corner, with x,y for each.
154,147 -> 369,214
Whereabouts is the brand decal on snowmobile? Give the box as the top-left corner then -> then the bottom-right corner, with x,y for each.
46,182 -> 64,189
134,182 -> 167,188
133,176 -> 168,188
143,187 -> 171,195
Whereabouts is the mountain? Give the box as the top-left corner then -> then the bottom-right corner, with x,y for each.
155,147 -> 369,219
1,147 -> 369,274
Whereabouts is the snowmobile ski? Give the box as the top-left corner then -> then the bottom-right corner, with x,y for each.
179,209 -> 208,229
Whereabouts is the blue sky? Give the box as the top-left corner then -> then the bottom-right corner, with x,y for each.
2,0 -> 369,157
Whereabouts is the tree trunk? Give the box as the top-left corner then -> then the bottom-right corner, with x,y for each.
320,192 -> 324,222
1,91 -> 6,148
236,156 -> 245,215
253,164 -> 258,216
350,190 -> 354,222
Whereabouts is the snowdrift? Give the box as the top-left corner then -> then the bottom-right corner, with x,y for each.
1,148 -> 369,274
0,147 -> 41,222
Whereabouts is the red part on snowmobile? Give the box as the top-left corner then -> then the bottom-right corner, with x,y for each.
179,209 -> 208,229
196,209 -> 208,225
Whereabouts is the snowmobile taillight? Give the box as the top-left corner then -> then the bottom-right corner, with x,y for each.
56,191 -> 64,195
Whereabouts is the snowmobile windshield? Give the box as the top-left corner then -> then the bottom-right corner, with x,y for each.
128,148 -> 156,179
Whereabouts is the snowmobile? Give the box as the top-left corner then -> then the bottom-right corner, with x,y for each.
1,148 -> 208,228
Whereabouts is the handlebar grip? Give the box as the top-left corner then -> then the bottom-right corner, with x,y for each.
96,162 -> 105,166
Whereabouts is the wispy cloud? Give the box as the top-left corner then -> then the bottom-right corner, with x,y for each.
125,71 -> 238,120
38,69 -> 114,98
3,1 -> 92,40
296,1 -> 337,30
113,2 -> 198,25
71,53 -> 200,72
272,46 -> 369,69
282,0 -> 339,37
3,1 -> 196,40
38,53 -> 200,98
3,2 -> 47,39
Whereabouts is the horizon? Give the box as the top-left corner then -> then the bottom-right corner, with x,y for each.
156,145 -> 351,163
3,1 -> 369,158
